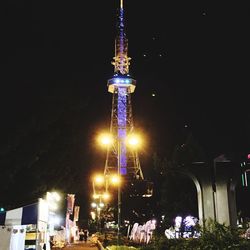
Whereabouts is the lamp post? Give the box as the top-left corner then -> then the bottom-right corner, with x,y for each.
92,172 -> 121,234
96,132 -> 141,245
91,201 -> 104,232
92,175 -> 111,233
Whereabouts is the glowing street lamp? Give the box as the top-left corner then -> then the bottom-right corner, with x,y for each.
97,133 -> 114,146
91,202 -> 97,208
96,132 -> 143,244
102,192 -> 111,201
90,201 -> 105,232
92,194 -> 99,199
126,134 -> 141,148
110,174 -> 121,186
94,174 -> 105,186
98,133 -> 142,149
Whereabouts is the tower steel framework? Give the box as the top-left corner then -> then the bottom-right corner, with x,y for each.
104,0 -> 144,181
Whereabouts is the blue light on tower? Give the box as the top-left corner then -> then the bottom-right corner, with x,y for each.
105,0 -> 142,179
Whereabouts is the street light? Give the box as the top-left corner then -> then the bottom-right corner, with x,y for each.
91,173 -> 122,235
92,173 -> 115,233
91,199 -> 106,232
94,175 -> 105,186
97,133 -> 142,245
97,133 -> 114,147
109,174 -> 121,187
102,192 -> 111,201
126,134 -> 141,148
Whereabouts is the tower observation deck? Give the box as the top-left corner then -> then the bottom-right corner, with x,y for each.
104,0 -> 150,191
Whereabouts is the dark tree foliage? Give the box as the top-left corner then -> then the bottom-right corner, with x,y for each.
0,84 -> 100,212
151,128 -> 207,226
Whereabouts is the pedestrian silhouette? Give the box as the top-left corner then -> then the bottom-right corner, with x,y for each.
83,229 -> 89,243
79,229 -> 84,241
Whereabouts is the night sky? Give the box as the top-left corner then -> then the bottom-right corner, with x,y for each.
1,1 -> 250,220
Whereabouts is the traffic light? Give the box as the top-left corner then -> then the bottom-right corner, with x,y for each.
0,207 -> 5,212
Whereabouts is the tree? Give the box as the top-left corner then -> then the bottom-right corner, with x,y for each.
151,129 -> 207,227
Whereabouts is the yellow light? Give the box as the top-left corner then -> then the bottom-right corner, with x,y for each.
93,194 -> 100,199
98,133 -> 113,146
94,175 -> 105,185
110,174 -> 121,186
99,202 -> 104,208
102,192 -> 110,200
127,134 -> 141,147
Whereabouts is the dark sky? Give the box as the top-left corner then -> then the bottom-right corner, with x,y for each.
1,0 -> 250,218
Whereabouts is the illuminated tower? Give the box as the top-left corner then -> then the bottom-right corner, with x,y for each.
104,0 -> 144,180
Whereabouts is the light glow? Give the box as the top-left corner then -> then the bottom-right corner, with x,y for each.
91,202 -> 97,208
126,134 -> 141,148
98,133 -> 113,146
51,192 -> 61,202
94,175 -> 105,185
175,216 -> 182,228
102,192 -> 111,200
113,78 -> 131,84
110,174 -> 121,185
48,203 -> 58,211
93,194 -> 100,199
46,191 -> 61,211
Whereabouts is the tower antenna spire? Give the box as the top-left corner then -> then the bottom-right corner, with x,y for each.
111,0 -> 131,76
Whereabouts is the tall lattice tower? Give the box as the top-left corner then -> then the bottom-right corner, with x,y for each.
104,0 -> 144,181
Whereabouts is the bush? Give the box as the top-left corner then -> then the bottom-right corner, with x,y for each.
107,246 -> 138,250
139,220 -> 250,250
